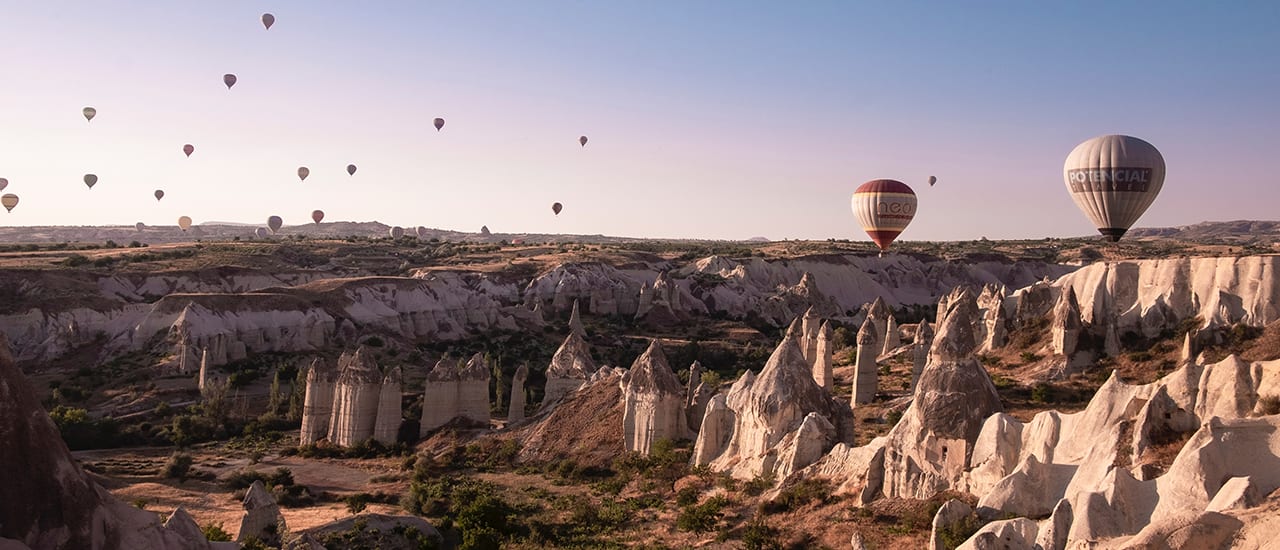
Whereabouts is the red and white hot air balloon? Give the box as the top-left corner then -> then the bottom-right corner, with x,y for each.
851,179 -> 917,252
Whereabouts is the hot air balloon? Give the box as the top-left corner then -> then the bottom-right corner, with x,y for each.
154,190 -> 165,201
1064,135 -> 1165,242
415,226 -> 428,238
223,74 -> 237,89
346,164 -> 357,176
2,194 -> 18,213
135,222 -> 145,232
84,174 -> 98,189
579,136 -> 588,147
297,167 -> 309,181
851,179 -> 917,252
267,215 -> 283,234
178,216 -> 193,231
433,118 -> 445,131
928,176 -> 937,187
389,226 -> 405,239
312,210 -> 324,224
83,107 -> 96,122
262,13 -> 275,29
0,178 -> 7,192
183,144 -> 194,157
255,227 -> 269,239
551,202 -> 563,215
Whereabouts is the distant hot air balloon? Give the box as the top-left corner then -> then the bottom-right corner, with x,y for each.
262,13 -> 275,30
267,215 -> 283,234
255,227 -> 269,239
346,164 -> 357,176
2,194 -> 18,213
223,74 -> 237,89
851,179 -> 917,252
83,107 -> 96,122
579,136 -> 588,147
135,222 -> 145,232
183,144 -> 194,157
84,174 -> 98,189
480,225 -> 491,236
928,176 -> 937,187
297,167 -> 309,181
389,226 -> 405,239
312,210 -> 324,224
433,118 -> 445,131
0,178 -> 7,192
178,216 -> 193,231
551,202 -> 563,215
415,226 -> 428,238
154,190 -> 164,201
1064,134 -> 1165,242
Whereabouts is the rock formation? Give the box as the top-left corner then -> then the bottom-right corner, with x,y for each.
508,363 -> 529,424
420,353 -> 492,435
568,298 -> 585,337
912,319 -> 934,389
326,348 -> 384,447
852,316 -> 879,406
1050,286 -> 1082,357
621,340 -> 689,454
544,331 -> 597,406
372,366 -> 402,445
0,334 -> 202,549
880,292 -> 1003,500
813,321 -> 834,390
695,332 -> 853,481
237,480 -> 285,543
299,358 -> 337,445
800,306 -> 821,361
457,353 -> 492,426
882,316 -> 901,355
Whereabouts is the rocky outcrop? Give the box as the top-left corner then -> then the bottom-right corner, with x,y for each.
544,331 -> 597,406
372,367 -> 402,445
568,299 -> 585,337
508,363 -> 529,424
326,348 -> 384,447
852,316 -> 879,406
419,353 -> 492,434
1050,286 -> 1082,357
812,321 -> 834,390
299,359 -> 336,445
621,340 -> 688,454
881,293 -> 1003,500
0,334 -> 200,550
882,316 -> 901,355
457,354 -> 492,426
237,480 -> 285,543
696,333 -> 853,480
912,319 -> 934,389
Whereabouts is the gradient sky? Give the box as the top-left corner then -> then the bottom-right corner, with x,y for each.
1,2 -> 1277,241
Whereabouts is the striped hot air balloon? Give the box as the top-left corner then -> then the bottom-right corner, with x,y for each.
851,179 -> 917,252
1063,135 -> 1165,242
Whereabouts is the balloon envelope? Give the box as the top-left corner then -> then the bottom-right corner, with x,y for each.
223,74 -> 237,89
1,194 -> 18,212
178,216 -> 192,231
83,107 -> 96,122
84,174 -> 98,189
135,222 -> 145,232
262,13 -> 275,29
346,164 -> 357,176
0,178 -> 7,192
415,226 -> 428,238
1063,135 -> 1165,242
255,227 -> 269,239
928,176 -> 937,186
579,136 -> 588,147
433,118 -> 444,131
297,167 -> 309,181
851,179 -> 917,252
551,202 -> 563,215
312,210 -> 324,224
154,190 -> 164,201
267,215 -> 283,234
183,144 -> 194,157
389,226 -> 405,239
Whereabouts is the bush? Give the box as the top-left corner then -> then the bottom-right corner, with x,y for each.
163,452 -> 194,482
1030,383 -> 1052,404
224,467 -> 295,490
761,479 -> 830,514
742,516 -> 784,550
202,523 -> 232,542
346,493 -> 370,514
1260,395 -> 1280,416
676,495 -> 728,533
675,485 -> 701,507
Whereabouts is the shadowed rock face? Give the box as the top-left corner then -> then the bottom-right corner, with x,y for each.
0,334 -> 194,550
621,340 -> 688,453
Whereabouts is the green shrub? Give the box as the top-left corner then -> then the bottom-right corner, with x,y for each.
1260,395 -> 1280,416
676,495 -> 728,533
163,452 -> 193,482
742,516 -> 784,550
202,523 -> 232,542
676,485 -> 701,507
761,479 -> 830,514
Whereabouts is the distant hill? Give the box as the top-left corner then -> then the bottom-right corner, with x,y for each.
1129,220 -> 1280,242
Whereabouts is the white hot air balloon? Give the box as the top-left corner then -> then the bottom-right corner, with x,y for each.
851,179 -> 918,252
177,216 -> 193,231
1063,135 -> 1165,242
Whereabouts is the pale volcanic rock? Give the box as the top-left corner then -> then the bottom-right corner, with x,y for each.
955,517 -> 1037,550
880,294 -> 1003,500
522,262 -> 645,316
912,319 -> 934,389
237,480 -> 286,543
1051,286 -> 1083,356
327,348 -> 383,447
882,316 -> 901,355
800,306 -> 822,361
543,331 -> 597,406
769,412 -> 837,480
702,334 -> 853,480
457,353 -> 492,427
508,363 -> 529,424
692,394 -> 735,466
866,296 -> 892,344
981,296 -> 1008,352
420,356 -> 461,435
621,340 -> 689,454
0,334 -> 198,550
929,499 -> 975,550
163,507 -> 212,550
568,298 -> 586,337
813,321 -> 834,390
372,366 -> 403,445
852,316 -> 879,406
299,359 -> 337,445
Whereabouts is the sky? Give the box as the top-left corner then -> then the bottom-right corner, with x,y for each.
0,1 -> 1277,241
